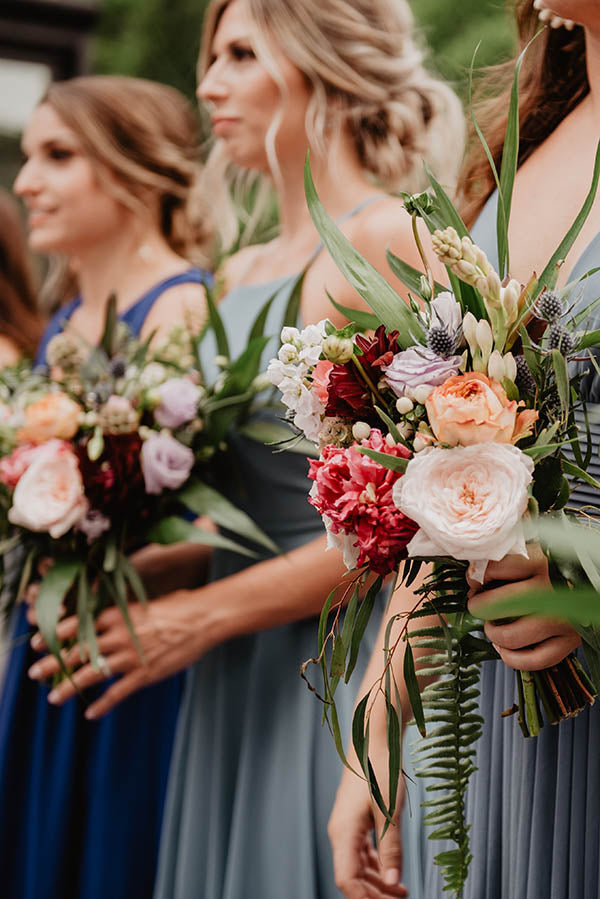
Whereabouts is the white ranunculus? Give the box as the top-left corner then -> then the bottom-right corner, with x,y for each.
393,443 -> 534,582
8,442 -> 88,538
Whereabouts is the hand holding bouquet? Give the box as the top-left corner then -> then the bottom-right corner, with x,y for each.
0,296 -> 276,680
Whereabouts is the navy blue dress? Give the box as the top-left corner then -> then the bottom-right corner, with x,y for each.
0,269 -> 211,899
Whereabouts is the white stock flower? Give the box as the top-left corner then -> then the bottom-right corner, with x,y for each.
393,443 -> 534,582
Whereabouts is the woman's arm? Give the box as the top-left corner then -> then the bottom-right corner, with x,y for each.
28,533 -> 359,714
329,571 -> 433,898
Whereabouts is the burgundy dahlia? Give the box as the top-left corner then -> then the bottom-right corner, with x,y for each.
325,326 -> 398,423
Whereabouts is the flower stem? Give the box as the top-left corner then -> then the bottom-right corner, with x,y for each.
411,213 -> 435,298
351,355 -> 387,408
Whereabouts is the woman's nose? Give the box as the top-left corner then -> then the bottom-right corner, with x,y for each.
13,159 -> 42,198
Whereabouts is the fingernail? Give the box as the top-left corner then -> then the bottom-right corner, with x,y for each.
28,664 -> 42,680
85,707 -> 97,720
31,634 -> 43,650
384,868 -> 400,885
48,689 -> 60,704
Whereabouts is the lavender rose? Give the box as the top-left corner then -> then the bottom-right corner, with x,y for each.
154,378 -> 201,429
382,346 -> 463,398
141,432 -> 194,494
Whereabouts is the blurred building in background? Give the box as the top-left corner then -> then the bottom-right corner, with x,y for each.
0,0 -> 99,187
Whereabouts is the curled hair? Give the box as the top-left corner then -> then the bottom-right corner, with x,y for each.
40,76 -> 214,305
461,1 -> 588,224
199,0 -> 465,248
0,190 -> 43,356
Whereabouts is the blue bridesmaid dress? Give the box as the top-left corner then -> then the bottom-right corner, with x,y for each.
0,269 -> 212,899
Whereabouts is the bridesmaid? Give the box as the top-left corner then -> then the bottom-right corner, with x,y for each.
330,2 -> 600,897
0,76 -> 213,899
32,2 -> 464,897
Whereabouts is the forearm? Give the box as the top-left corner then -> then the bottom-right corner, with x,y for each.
345,568 -> 437,754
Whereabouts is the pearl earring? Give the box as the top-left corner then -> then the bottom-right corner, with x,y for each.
137,243 -> 153,262
533,0 -> 575,30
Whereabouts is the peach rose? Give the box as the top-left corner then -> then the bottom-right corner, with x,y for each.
425,372 -> 537,446
8,441 -> 88,538
17,392 -> 80,445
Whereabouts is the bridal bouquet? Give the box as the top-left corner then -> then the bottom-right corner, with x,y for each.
0,295 -> 276,676
268,49 -> 600,895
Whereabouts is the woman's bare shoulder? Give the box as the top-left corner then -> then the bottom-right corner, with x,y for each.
0,336 -> 21,367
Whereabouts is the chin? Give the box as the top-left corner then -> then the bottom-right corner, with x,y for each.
28,230 -> 72,255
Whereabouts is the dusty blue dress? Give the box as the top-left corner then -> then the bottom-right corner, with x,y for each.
155,255 -> 426,897
420,194 -> 600,898
0,270 -> 212,899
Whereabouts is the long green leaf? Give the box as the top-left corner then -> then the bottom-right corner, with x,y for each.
576,328 -> 600,351
357,446 -> 408,473
281,272 -> 304,330
551,348 -> 570,416
537,141 -> 600,293
119,553 -> 149,605
478,585 -> 600,624
328,294 -> 380,331
205,285 -> 230,359
37,559 -> 82,663
496,40 -> 528,277
99,293 -> 118,357
76,569 -> 99,670
385,249 -> 445,300
148,515 -> 259,558
563,459 -> 600,489
248,286 -> 280,344
177,480 -> 278,554
346,575 -> 382,683
403,640 -> 426,736
304,156 -> 425,345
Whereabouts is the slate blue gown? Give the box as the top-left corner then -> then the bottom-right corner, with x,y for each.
0,269 -> 212,899
155,216 -> 426,899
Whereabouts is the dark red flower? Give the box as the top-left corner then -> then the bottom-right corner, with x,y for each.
325,326 -> 399,423
308,429 -> 418,576
75,433 -> 147,519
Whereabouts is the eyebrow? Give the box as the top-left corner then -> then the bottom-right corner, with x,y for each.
21,135 -> 79,153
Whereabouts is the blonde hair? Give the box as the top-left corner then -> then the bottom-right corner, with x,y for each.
199,0 -> 465,248
40,76 -> 214,306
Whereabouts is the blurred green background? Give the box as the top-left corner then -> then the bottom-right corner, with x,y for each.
93,0 -> 516,99
0,0 -> 516,195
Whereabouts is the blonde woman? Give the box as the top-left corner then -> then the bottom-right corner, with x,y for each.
31,2 -> 464,896
0,76 -> 212,899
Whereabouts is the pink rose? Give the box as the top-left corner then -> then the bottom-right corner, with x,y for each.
0,441 -> 60,489
426,372 -> 538,446
154,378 -> 201,429
8,441 -> 88,538
141,432 -> 194,494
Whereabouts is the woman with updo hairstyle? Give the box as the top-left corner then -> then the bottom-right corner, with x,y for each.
0,75 -> 213,899
28,3 -> 464,897
331,2 -> 600,897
